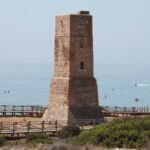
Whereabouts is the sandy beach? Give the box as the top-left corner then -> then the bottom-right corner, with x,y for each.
0,117 -> 41,123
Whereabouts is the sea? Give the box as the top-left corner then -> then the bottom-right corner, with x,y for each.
0,63 -> 150,107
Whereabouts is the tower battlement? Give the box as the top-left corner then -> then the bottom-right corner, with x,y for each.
76,10 -> 90,15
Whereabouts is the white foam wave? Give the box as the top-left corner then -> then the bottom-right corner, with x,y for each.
136,84 -> 150,87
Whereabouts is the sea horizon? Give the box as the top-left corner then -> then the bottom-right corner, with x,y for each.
0,63 -> 150,107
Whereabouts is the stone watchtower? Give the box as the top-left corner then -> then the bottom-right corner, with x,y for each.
42,11 -> 103,124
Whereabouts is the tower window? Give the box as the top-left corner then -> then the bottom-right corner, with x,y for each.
80,44 -> 83,48
60,21 -> 64,27
80,61 -> 84,70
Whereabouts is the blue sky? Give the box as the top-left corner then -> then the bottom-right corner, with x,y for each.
0,0 -> 150,64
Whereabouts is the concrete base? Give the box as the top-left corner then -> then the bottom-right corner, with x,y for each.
42,105 -> 104,125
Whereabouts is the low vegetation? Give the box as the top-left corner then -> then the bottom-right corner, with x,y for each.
0,117 -> 150,149
58,125 -> 80,139
0,137 -> 6,147
71,117 -> 150,148
26,133 -> 53,144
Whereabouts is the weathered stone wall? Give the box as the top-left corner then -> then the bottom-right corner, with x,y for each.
42,78 -> 70,122
54,36 -> 70,77
69,78 -> 98,107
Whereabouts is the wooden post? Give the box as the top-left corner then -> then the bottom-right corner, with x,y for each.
93,119 -> 96,126
42,121 -> 44,132
114,106 -> 118,117
81,124 -> 83,131
31,106 -> 34,117
22,106 -> 24,116
55,120 -> 58,132
3,105 -> 6,116
27,121 -> 31,133
40,106 -> 43,117
114,106 -> 117,113
0,122 -> 2,132
13,105 -> 16,116
13,122 -> 17,135
36,106 -> 39,117
132,107 -> 135,117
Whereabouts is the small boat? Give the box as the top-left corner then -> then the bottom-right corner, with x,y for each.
104,94 -> 107,99
134,97 -> 139,102
134,83 -> 138,87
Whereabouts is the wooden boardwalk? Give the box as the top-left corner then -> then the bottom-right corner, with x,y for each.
101,106 -> 150,116
0,105 -> 46,117
0,120 -> 62,137
0,105 -> 149,117
0,105 -> 149,137
0,119 -> 100,137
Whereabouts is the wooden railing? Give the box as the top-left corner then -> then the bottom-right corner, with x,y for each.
0,105 -> 149,117
0,120 -> 66,136
0,119 -> 99,136
0,105 -> 46,117
0,104 -> 149,137
101,106 -> 150,116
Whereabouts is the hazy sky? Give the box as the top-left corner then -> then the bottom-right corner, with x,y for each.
0,0 -> 150,64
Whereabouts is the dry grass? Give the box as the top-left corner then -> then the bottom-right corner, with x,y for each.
0,143 -> 140,150
0,143 -> 105,150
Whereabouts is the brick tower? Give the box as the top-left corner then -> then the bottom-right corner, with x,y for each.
42,11 -> 103,124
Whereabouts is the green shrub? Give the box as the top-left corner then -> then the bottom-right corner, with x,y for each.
58,125 -> 80,139
26,133 -> 53,144
71,117 -> 150,148
0,137 -> 6,147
